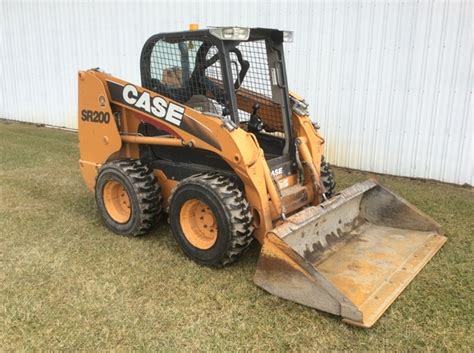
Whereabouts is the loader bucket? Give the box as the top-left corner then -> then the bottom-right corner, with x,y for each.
254,180 -> 446,328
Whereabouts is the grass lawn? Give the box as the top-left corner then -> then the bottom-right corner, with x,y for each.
0,120 -> 472,351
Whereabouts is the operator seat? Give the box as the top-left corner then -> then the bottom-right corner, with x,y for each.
185,95 -> 218,115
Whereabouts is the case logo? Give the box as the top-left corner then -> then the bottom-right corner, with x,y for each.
271,167 -> 283,177
121,84 -> 184,126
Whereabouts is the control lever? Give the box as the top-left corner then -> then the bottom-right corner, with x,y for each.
248,103 -> 263,133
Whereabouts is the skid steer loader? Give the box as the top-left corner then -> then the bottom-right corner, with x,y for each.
78,26 -> 446,327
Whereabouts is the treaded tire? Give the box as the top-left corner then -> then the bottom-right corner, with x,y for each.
321,155 -> 336,199
169,173 -> 254,267
95,159 -> 162,236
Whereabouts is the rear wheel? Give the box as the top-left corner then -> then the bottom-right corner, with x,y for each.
95,159 -> 162,236
169,173 -> 254,267
321,156 -> 336,199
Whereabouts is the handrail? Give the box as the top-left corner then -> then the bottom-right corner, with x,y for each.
121,135 -> 184,146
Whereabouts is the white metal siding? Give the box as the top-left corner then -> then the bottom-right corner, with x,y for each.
1,0 -> 472,185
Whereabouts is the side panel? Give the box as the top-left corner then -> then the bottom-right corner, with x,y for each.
81,70 -> 280,242
78,71 -> 122,190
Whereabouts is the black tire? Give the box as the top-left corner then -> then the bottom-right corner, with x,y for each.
321,156 -> 336,199
169,173 -> 254,267
95,159 -> 162,236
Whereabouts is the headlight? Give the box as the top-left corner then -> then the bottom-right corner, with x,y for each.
209,27 -> 250,41
283,31 -> 294,42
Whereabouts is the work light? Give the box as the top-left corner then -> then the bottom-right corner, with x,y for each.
283,31 -> 294,42
209,27 -> 250,41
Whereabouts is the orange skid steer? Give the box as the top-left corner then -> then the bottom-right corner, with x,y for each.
78,26 -> 446,327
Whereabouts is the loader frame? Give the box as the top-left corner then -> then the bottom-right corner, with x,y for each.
78,27 -> 446,328
78,67 -> 324,243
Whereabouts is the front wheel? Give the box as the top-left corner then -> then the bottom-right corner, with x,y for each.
169,173 -> 254,267
95,159 -> 162,236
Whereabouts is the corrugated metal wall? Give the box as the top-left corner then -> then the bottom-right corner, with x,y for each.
1,0 -> 472,185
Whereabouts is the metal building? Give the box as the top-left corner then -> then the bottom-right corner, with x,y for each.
1,1 -> 472,185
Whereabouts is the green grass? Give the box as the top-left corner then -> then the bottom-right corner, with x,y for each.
0,120 -> 472,351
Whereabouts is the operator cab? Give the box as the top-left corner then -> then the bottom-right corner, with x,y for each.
140,27 -> 295,174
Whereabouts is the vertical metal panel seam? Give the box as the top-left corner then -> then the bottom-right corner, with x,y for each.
439,0 -> 464,182
369,0 -> 389,171
357,0 -> 377,170
383,0 -> 404,174
454,29 -> 473,184
323,3 -> 337,152
411,0 -> 434,178
396,1 -> 418,176
315,1 -> 325,122
345,1 -> 363,166
425,0 -> 449,179
334,2 -> 351,165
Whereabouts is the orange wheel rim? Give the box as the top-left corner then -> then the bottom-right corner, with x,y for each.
103,180 -> 131,223
179,199 -> 218,250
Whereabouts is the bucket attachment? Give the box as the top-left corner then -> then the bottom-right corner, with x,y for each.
254,180 -> 446,328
